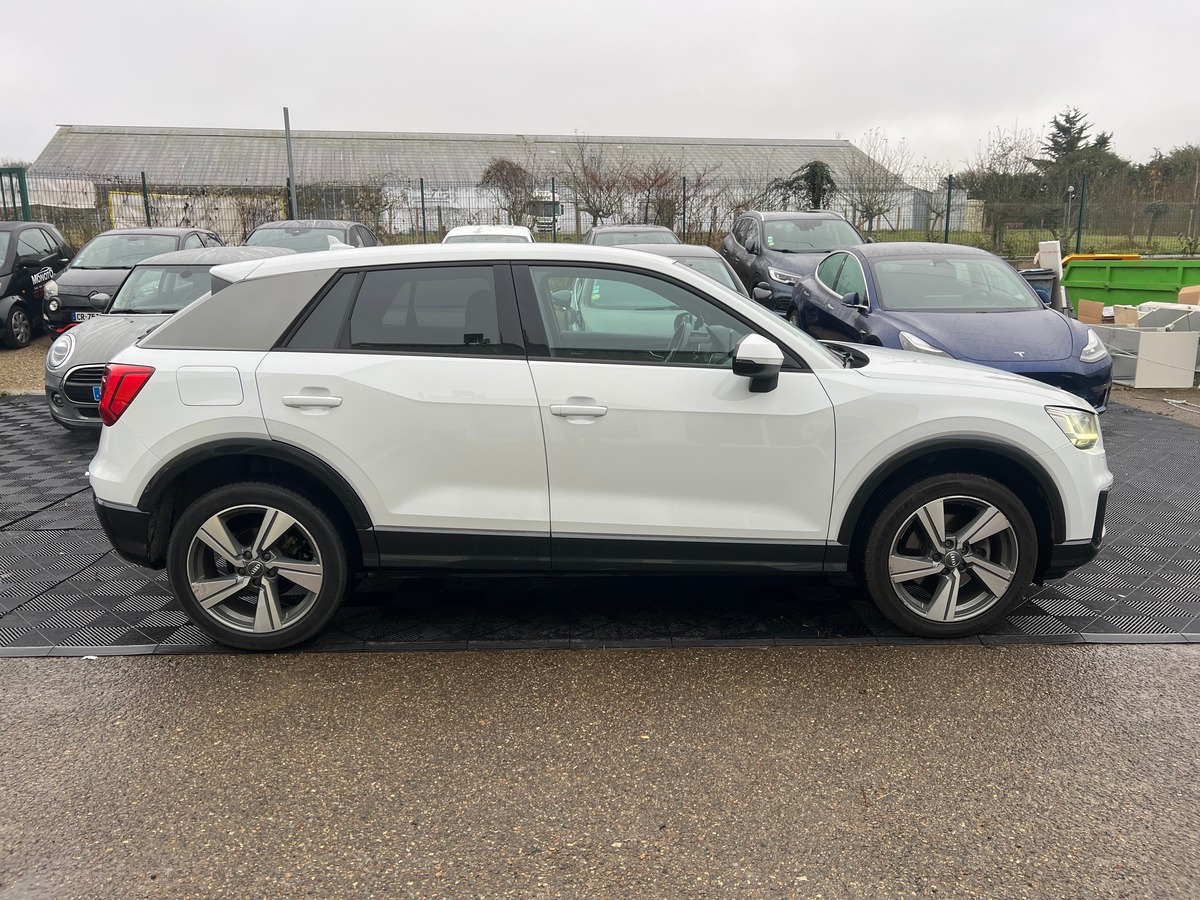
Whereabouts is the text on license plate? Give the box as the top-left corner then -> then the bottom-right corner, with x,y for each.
73,312 -> 97,322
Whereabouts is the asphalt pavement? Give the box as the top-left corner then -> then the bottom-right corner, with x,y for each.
2,645 -> 1198,898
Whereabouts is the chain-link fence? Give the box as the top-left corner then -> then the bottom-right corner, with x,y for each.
20,168 -> 1200,261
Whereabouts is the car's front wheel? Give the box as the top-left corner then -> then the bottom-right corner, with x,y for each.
166,482 -> 348,650
858,474 -> 1037,637
3,304 -> 33,349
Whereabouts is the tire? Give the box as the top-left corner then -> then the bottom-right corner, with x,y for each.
786,307 -> 801,328
3,305 -> 33,349
858,473 -> 1037,638
166,481 -> 348,650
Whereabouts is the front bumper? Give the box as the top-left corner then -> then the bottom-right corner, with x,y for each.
94,497 -> 158,568
1038,490 -> 1108,581
45,364 -> 106,430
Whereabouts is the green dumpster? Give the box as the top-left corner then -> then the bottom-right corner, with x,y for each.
1062,259 -> 1200,313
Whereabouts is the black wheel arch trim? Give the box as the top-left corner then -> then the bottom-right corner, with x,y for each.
834,437 -> 1067,546
137,438 -> 373,531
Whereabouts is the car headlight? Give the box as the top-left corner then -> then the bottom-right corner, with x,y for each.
47,332 -> 75,370
1046,406 -> 1100,450
1080,327 -> 1108,363
47,297 -> 61,312
44,279 -> 58,299
767,267 -> 802,286
898,331 -> 952,357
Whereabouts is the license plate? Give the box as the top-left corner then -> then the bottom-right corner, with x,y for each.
92,386 -> 102,402
73,312 -> 97,322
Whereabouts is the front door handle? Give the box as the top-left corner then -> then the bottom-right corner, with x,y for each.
550,403 -> 607,418
283,395 -> 343,409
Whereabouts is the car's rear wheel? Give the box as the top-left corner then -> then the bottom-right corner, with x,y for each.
786,307 -> 801,328
3,305 -> 32,349
859,474 -> 1037,637
166,482 -> 348,650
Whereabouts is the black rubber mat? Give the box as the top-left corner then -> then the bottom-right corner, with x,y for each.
1,394 -> 1198,655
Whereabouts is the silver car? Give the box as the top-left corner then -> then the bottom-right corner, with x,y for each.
44,246 -> 293,430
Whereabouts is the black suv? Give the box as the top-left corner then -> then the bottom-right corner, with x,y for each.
720,211 -> 866,314
0,221 -> 74,348
46,227 -> 222,335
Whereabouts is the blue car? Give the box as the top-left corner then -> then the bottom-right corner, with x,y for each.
787,242 -> 1113,412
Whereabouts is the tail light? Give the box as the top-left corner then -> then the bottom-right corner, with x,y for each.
98,364 -> 155,426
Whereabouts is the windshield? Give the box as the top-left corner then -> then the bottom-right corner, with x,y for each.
593,230 -> 681,246
71,233 -> 178,269
678,257 -> 741,292
444,234 -> 531,243
246,227 -> 345,252
874,256 -> 1044,312
763,218 -> 864,253
110,265 -> 214,313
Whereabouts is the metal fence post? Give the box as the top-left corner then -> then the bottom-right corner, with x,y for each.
140,171 -> 153,227
1075,174 -> 1087,255
551,177 -> 557,243
681,176 -> 687,241
420,177 -> 427,243
944,174 -> 953,243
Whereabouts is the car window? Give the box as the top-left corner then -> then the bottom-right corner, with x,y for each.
288,265 -> 519,356
17,228 -> 53,257
835,257 -> 867,299
527,265 -> 754,367
356,226 -> 377,247
816,254 -> 845,291
110,265 -> 214,313
183,234 -> 205,250
202,233 -> 223,248
345,228 -> 362,247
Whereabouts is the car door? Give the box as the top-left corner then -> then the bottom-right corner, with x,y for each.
514,262 -> 837,572
799,253 -> 847,339
721,217 -> 757,289
256,263 -> 552,569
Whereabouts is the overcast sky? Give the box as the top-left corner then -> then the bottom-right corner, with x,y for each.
4,0 -> 1197,170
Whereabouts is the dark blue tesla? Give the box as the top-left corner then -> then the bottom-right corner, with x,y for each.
787,242 -> 1113,412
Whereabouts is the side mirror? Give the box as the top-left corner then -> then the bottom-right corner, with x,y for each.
88,292 -> 111,311
842,291 -> 868,310
732,333 -> 784,393
752,284 -> 773,304
745,238 -> 758,255
550,289 -> 574,310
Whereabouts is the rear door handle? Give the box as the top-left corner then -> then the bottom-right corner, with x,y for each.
283,395 -> 342,408
550,404 -> 607,418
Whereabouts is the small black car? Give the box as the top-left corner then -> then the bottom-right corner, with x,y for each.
720,210 -> 866,314
0,221 -> 74,348
46,227 -> 222,335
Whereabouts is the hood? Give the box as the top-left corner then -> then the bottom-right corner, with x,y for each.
54,266 -> 132,296
850,344 -> 1085,406
761,247 -> 826,277
55,313 -> 172,367
884,308 -> 1073,362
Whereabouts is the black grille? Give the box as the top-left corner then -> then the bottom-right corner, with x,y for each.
63,365 -> 105,405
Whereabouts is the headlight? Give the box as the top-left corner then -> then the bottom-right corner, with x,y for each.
47,332 -> 75,370
1046,406 -> 1100,450
47,298 -> 61,312
767,267 -> 802,286
44,279 -> 59,299
898,331 -> 952,357
1080,327 -> 1108,363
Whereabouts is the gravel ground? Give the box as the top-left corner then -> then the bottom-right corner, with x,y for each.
3,333 -> 1198,426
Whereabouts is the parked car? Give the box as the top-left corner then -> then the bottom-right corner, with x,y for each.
89,243 -> 1110,650
720,210 -> 866,314
443,225 -> 535,243
581,224 -> 681,245
788,243 -> 1113,412
621,243 -> 749,297
46,228 -> 222,336
0,221 -> 74,348
45,246 -> 294,430
245,220 -> 379,253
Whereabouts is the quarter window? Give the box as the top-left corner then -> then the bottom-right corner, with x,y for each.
527,265 -> 754,367
183,234 -> 204,250
835,257 -> 867,299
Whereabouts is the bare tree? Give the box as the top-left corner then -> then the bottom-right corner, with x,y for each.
628,155 -> 683,226
560,137 -> 633,228
841,129 -> 915,234
956,124 -> 1042,251
480,157 -> 537,227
